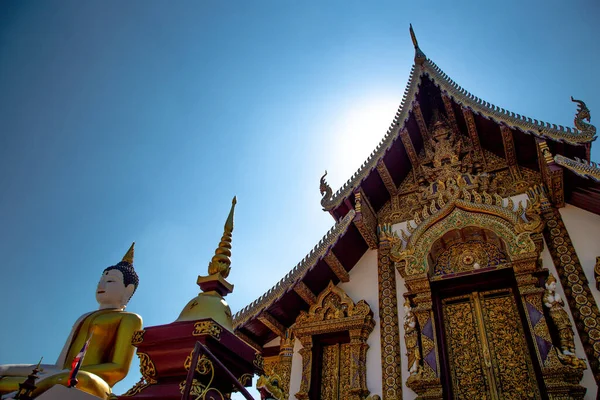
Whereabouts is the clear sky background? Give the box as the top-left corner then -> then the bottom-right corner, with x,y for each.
0,1 -> 598,398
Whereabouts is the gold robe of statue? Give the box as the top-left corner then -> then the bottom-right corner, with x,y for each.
0,244 -> 142,399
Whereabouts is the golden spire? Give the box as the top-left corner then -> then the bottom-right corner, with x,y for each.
409,24 -> 426,65
122,242 -> 135,265
208,197 -> 236,279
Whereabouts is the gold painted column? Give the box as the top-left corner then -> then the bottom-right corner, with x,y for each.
377,226 -> 403,400
295,336 -> 312,400
535,191 -> 600,383
348,328 -> 371,400
278,333 -> 294,399
404,275 -> 443,400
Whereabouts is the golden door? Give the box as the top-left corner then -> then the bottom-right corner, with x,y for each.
320,343 -> 351,400
442,289 -> 541,399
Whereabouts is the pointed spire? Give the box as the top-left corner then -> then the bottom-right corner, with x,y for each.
122,242 -> 135,265
208,197 -> 237,279
409,24 -> 426,65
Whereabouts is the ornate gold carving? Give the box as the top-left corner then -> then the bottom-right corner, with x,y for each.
535,141 -> 565,208
443,295 -> 488,396
394,182 -> 542,277
538,202 -> 600,382
293,282 -> 375,400
403,299 -> 422,377
263,355 -> 279,377
192,321 -> 222,340
324,252 -> 350,283
137,352 -> 157,385
400,129 -> 420,180
433,240 -> 508,276
595,257 -> 600,291
254,352 -> 265,371
544,274 -> 587,369
484,149 -> 508,172
570,97 -> 596,140
276,331 -> 294,399
293,281 -> 317,306
354,191 -> 378,249
443,290 -> 541,398
238,373 -> 253,387
131,330 -> 145,346
233,210 -> 356,329
441,94 -> 460,138
554,154 -> 600,182
320,343 -> 352,400
122,378 -> 153,397
257,373 -> 284,400
377,226 -> 403,400
481,290 -> 541,398
413,102 -> 433,156
258,312 -> 286,338
376,160 -> 398,196
500,125 -> 524,183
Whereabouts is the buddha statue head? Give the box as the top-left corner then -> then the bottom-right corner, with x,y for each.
96,243 -> 139,310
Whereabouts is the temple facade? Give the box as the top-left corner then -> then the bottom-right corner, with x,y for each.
233,27 -> 600,399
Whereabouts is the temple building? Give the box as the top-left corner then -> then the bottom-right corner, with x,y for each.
233,26 -> 600,399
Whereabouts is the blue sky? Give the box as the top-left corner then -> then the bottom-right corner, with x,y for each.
0,1 -> 598,398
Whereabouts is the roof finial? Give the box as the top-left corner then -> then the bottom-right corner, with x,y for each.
122,242 -> 135,265
409,24 -> 426,65
208,196 -> 237,279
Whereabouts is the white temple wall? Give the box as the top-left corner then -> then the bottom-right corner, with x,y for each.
559,204 -> 600,311
264,337 -> 280,347
337,249 -> 382,397
288,338 -> 303,399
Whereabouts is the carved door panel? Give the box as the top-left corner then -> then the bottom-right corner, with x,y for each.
320,343 -> 351,400
442,289 -> 541,399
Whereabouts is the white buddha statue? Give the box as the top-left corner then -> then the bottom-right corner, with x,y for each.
0,244 -> 142,399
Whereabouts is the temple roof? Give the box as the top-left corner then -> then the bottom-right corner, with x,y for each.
233,27 -> 598,348
320,27 -> 596,216
233,209 -> 357,330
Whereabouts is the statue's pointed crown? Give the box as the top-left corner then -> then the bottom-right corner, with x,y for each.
122,242 -> 135,265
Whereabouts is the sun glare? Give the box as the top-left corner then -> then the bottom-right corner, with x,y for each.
326,95 -> 401,189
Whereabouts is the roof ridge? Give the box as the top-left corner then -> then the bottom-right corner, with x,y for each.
554,153 -> 600,182
233,209 -> 356,329
424,59 -> 595,145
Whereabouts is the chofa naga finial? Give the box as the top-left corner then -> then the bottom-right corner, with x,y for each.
320,171 -> 333,210
570,96 -> 596,140
207,196 -> 237,279
409,24 -> 426,65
